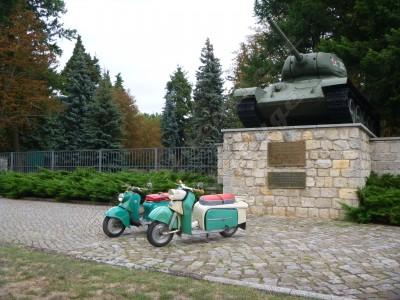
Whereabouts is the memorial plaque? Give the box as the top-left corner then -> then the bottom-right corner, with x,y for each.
268,172 -> 306,189
268,141 -> 305,167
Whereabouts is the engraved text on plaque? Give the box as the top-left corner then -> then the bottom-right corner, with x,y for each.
268,141 -> 305,167
268,172 -> 306,189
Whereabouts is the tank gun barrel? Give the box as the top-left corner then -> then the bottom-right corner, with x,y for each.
266,16 -> 303,62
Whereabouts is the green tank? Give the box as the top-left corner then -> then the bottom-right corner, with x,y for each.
234,16 -> 379,134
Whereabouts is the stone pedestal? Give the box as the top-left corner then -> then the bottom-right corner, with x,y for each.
220,124 -> 374,219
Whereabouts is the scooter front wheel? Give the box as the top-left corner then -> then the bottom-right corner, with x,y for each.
103,216 -> 125,238
219,226 -> 238,238
147,221 -> 174,247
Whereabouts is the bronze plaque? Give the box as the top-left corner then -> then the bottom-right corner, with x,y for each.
268,172 -> 306,189
268,141 -> 305,167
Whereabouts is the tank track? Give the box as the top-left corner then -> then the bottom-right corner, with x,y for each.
324,83 -> 379,134
236,97 -> 264,128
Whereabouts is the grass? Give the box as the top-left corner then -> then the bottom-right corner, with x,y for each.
0,245 -> 302,300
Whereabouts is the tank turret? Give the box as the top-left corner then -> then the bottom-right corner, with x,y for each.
234,17 -> 379,134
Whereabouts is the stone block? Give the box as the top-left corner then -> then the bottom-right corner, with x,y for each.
253,169 -> 265,178
248,142 -> 259,151
246,160 -> 254,169
349,128 -> 360,138
320,188 -> 338,198
341,169 -> 360,178
306,169 -> 317,177
308,208 -> 319,217
272,206 -> 286,216
255,177 -> 266,186
330,169 -> 340,177
264,196 -> 274,207
283,131 -> 301,141
343,150 -> 359,160
319,151 -> 330,159
233,133 -> 242,142
333,160 -> 350,169
255,132 -> 267,141
339,128 -> 349,139
233,142 -> 248,151
330,151 -> 342,160
318,169 -> 330,176
316,159 -> 332,168
296,207 -> 308,217
306,177 -> 315,187
373,142 -> 390,153
301,197 -> 315,207
315,198 -> 332,208
306,140 -> 321,150
390,142 -> 400,153
303,187 -> 320,198
302,131 -> 313,140
274,196 -> 289,206
316,177 -> 325,187
289,197 -> 301,207
325,128 -> 339,139
260,186 -> 272,195
268,131 -> 283,141
245,177 -> 254,187
309,151 -> 319,160
333,140 -> 350,150
319,209 -> 331,219
259,141 -> 268,151
339,188 -> 358,200
321,140 -> 333,150
329,209 -> 340,219
333,177 -> 347,188
242,133 -> 254,142
287,207 -> 296,217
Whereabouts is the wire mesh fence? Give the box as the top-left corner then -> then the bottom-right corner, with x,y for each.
0,146 -> 218,175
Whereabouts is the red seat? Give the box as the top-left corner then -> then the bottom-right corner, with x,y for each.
199,193 -> 235,205
145,193 -> 170,202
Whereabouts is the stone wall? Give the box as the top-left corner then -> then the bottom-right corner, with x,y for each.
220,124 -> 373,219
370,138 -> 400,175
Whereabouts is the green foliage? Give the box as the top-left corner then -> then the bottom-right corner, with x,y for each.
84,72 -> 123,149
343,173 -> 400,225
233,0 -> 400,135
0,169 -> 218,202
161,66 -> 192,147
192,39 -> 225,146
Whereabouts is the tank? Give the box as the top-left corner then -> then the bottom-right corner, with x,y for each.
234,16 -> 379,134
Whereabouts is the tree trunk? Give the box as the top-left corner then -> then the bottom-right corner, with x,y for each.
11,126 -> 20,152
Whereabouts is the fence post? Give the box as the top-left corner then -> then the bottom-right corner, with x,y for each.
10,152 -> 14,171
154,148 -> 158,170
98,149 -> 102,172
51,151 -> 55,170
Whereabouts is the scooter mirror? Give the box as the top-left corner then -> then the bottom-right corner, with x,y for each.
146,182 -> 153,190
196,182 -> 204,189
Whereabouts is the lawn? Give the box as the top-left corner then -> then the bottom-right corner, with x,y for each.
0,245 -> 301,300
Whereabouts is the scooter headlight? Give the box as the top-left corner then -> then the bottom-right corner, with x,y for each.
118,193 -> 124,202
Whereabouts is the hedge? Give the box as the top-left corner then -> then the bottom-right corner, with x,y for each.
0,169 -> 219,203
343,173 -> 400,225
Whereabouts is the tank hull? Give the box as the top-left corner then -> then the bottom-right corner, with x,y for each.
235,78 -> 379,135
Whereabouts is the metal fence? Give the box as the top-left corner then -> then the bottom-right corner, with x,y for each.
0,147 -> 218,175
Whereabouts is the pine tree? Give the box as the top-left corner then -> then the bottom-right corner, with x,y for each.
161,93 -> 179,148
191,39 -> 225,146
161,66 -> 192,147
58,36 -> 100,150
114,73 -> 124,90
83,72 -> 122,149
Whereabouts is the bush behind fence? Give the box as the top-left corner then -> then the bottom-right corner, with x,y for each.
0,147 -> 218,175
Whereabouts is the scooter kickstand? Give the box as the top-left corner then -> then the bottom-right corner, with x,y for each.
206,233 -> 209,243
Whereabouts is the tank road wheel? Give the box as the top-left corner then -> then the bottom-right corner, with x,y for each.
348,98 -> 357,123
103,217 -> 125,238
147,221 -> 174,247
219,226 -> 238,238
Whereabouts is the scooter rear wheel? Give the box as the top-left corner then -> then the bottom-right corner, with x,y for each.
103,216 -> 125,238
219,226 -> 238,238
147,221 -> 174,247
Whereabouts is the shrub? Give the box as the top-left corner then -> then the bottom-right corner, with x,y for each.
343,172 -> 400,225
0,169 -> 219,203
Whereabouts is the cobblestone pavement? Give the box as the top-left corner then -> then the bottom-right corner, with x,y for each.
1,198 -> 399,299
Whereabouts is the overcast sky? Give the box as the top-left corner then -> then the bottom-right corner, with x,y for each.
58,0 -> 258,114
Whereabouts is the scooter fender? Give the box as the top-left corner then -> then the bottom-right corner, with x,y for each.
105,206 -> 131,228
148,206 -> 178,229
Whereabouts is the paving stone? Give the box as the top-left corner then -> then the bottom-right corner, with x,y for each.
0,198 -> 399,299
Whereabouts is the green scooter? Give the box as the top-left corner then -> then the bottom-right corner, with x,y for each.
146,182 -> 248,247
103,184 -> 170,237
